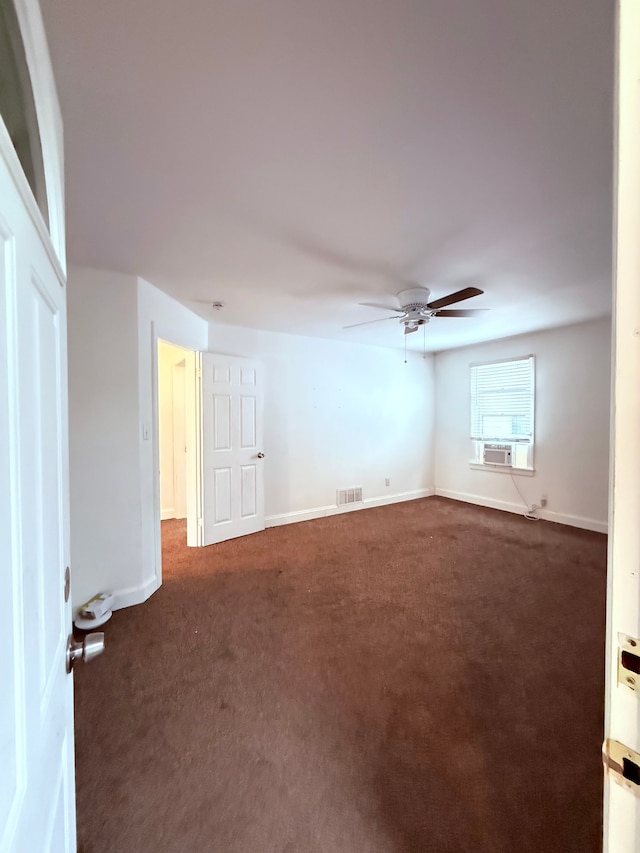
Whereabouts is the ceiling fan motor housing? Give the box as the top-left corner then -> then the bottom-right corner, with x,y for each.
397,286 -> 432,311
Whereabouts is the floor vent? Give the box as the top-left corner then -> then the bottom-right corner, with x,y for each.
337,487 -> 363,506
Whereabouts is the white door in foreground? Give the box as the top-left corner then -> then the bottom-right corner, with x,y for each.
0,16 -> 75,853
603,2 -> 640,850
200,354 -> 265,545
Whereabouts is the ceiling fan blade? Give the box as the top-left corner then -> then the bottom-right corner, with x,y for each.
433,309 -> 489,317
344,315 -> 402,329
360,301 -> 402,312
427,287 -> 484,310
404,325 -> 419,335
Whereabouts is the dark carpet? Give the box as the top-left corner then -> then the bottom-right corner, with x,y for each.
74,496 -> 607,853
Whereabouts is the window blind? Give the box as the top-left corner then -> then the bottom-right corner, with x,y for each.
470,356 -> 535,441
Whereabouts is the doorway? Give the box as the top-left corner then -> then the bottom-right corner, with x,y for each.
157,338 -> 199,564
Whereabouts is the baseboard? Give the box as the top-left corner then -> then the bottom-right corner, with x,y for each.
435,488 -> 608,534
161,508 -> 176,520
266,488 -> 435,528
112,574 -> 160,611
363,488 -> 434,510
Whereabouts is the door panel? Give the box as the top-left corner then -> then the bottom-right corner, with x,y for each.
201,354 -> 264,545
0,215 -> 26,852
240,465 -> 257,517
240,395 -> 256,447
214,364 -> 230,384
30,276 -> 64,689
213,467 -> 232,524
213,394 -> 231,449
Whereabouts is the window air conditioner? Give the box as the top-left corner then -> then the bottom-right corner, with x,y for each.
483,443 -> 512,466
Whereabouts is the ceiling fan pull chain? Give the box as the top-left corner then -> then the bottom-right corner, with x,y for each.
404,333 -> 407,364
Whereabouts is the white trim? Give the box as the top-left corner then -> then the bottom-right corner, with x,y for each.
149,322 -> 162,592
266,488 -> 434,528
1,0 -> 66,277
0,128 -> 65,286
435,488 -> 608,534
17,0 -> 65,269
0,208 -> 27,853
469,353 -> 535,368
469,462 -> 535,476
111,574 -> 160,611
148,323 -> 202,592
161,508 -> 176,520
193,351 -> 204,547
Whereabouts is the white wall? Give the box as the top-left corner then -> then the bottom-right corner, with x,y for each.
434,317 -> 611,532
67,267 -> 141,609
208,322 -> 436,524
67,267 -> 208,610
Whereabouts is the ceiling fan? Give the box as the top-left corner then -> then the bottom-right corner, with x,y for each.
345,285 -> 487,335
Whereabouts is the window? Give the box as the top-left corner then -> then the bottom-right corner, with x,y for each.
470,355 -> 535,470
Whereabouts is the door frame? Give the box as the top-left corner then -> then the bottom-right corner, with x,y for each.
151,328 -> 200,586
602,1 -> 640,849
157,341 -> 189,522
172,359 -> 188,519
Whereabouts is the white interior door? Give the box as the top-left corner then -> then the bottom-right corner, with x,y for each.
0,123 -> 75,853
602,2 -> 640,850
0,1 -> 75,849
200,353 -> 265,546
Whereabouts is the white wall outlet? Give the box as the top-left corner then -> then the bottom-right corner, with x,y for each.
540,494 -> 548,507
385,477 -> 390,487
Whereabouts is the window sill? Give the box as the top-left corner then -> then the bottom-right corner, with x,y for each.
469,462 -> 535,477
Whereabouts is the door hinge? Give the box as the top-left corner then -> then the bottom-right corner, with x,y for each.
603,740 -> 640,795
618,633 -> 640,692
196,368 -> 202,379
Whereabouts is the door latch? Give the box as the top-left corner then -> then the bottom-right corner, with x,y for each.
603,740 -> 640,796
618,633 -> 640,692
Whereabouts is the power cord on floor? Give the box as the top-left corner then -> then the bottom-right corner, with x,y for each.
510,472 -> 540,521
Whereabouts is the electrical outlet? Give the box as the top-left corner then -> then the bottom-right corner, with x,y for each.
540,494 -> 547,507
385,477 -> 390,487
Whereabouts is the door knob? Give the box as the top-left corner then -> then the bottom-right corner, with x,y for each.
66,632 -> 105,673
257,452 -> 265,458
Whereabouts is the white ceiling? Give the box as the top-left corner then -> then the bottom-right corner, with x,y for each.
41,0 -> 614,352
